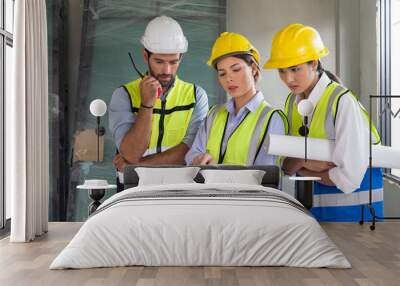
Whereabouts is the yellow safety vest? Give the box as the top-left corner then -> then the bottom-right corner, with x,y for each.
284,81 -> 380,143
123,76 -> 196,154
206,101 -> 288,165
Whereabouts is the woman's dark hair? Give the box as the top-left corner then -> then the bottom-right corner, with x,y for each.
215,53 -> 260,82
310,60 -> 342,84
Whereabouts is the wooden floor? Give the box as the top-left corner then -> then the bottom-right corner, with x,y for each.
0,222 -> 400,286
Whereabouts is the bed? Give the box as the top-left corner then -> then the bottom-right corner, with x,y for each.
50,165 -> 350,269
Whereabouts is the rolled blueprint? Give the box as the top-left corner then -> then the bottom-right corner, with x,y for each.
265,134 -> 400,169
372,145 -> 400,169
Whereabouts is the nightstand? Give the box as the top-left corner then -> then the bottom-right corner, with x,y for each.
77,180 -> 116,215
289,176 -> 321,209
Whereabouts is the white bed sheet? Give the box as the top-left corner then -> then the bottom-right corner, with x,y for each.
50,183 -> 350,269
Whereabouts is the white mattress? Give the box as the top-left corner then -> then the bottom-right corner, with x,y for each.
50,183 -> 351,269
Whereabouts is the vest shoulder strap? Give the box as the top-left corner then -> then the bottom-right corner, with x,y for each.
193,84 -> 198,104
252,108 -> 288,164
205,104 -> 225,142
324,84 -> 349,128
284,93 -> 295,113
120,84 -> 136,113
331,88 -> 381,144
285,93 -> 296,134
325,84 -> 380,144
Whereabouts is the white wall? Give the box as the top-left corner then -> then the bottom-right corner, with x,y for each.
226,0 -> 378,108
337,0 -> 360,95
360,0 -> 379,108
336,0 -> 378,105
227,0 -> 337,109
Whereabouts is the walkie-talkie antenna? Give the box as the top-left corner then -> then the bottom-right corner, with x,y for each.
128,52 -> 144,78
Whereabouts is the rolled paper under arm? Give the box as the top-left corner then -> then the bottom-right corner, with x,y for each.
265,134 -> 400,169
372,145 -> 400,169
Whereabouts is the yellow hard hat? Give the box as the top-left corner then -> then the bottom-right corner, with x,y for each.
207,32 -> 260,67
263,23 -> 329,69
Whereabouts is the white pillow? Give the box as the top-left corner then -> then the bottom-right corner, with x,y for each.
200,169 -> 266,185
135,167 -> 200,186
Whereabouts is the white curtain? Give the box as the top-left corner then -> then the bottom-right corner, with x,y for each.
8,0 -> 49,242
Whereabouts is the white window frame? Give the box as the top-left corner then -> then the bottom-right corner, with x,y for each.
378,0 -> 400,183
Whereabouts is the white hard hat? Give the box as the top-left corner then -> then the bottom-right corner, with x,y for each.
140,15 -> 188,54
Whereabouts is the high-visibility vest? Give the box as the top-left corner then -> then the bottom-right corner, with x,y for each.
206,101 -> 288,165
284,81 -> 380,142
284,81 -> 383,222
123,76 -> 196,155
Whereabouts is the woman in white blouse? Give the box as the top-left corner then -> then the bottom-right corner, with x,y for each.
263,23 -> 383,221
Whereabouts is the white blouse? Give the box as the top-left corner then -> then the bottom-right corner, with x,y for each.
295,73 -> 369,193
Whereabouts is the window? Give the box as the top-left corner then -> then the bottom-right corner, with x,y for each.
379,0 -> 400,182
391,0 -> 400,178
47,0 -> 226,221
1,0 -> 14,230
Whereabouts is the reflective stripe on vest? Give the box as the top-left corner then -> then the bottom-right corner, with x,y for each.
123,76 -> 196,153
206,102 -> 287,165
313,187 -> 383,207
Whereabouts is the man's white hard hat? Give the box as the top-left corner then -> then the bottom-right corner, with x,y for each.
140,15 -> 188,54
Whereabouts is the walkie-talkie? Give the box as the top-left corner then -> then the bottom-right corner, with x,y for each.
128,52 -> 161,98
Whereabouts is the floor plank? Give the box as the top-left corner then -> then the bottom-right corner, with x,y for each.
0,222 -> 399,286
